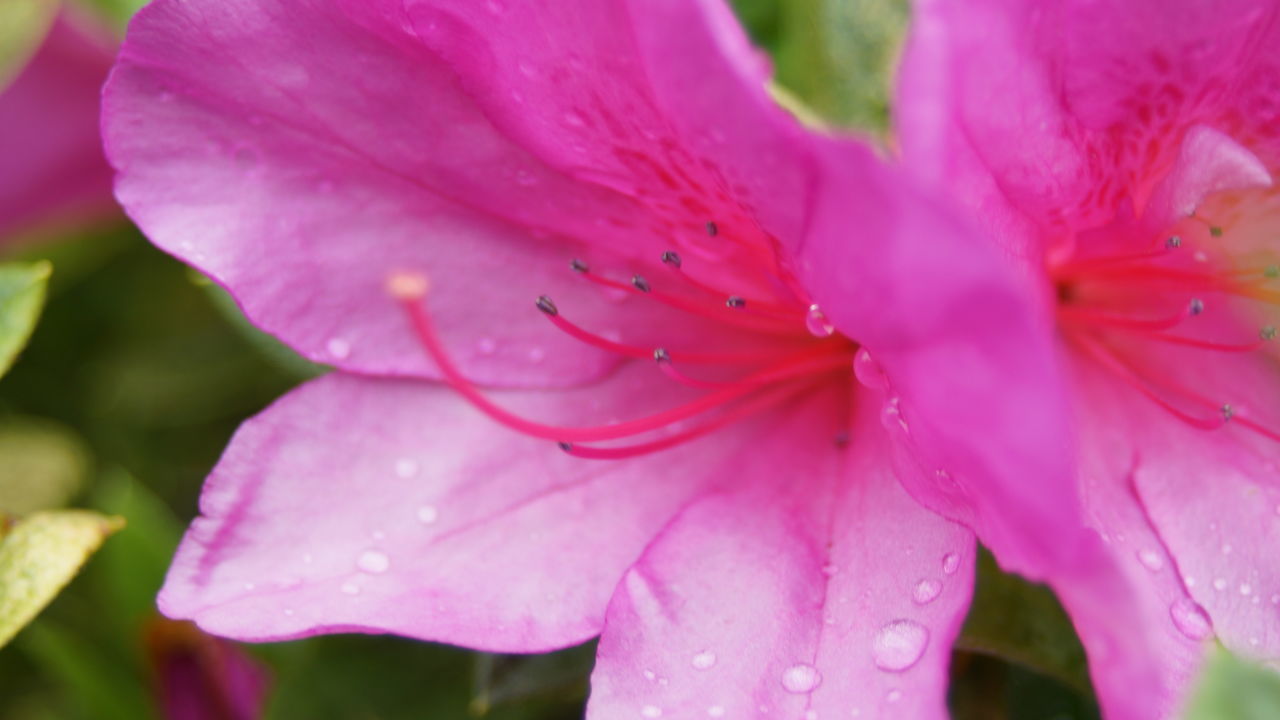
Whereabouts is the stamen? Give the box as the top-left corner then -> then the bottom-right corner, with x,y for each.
631,274 -> 651,293
661,250 -> 683,268
535,295 -> 559,316
570,258 -> 590,274
1188,298 -> 1205,316
1166,236 -> 1183,249
725,296 -> 746,309
1262,326 -> 1277,341
705,221 -> 719,237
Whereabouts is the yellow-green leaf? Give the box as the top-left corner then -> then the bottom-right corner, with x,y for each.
0,418 -> 91,515
0,0 -> 57,91
1184,646 -> 1280,720
0,261 -> 52,379
0,510 -> 123,648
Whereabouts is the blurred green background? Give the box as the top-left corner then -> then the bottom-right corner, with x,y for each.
0,1 -> 1277,718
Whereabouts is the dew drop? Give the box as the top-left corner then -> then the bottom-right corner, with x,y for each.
357,550 -> 390,574
942,553 -> 960,576
805,304 -> 835,338
326,337 -> 352,360
1169,598 -> 1212,640
853,348 -> 889,391
1239,583 -> 1253,596
707,707 -> 725,718
477,337 -> 497,355
340,581 -> 361,595
641,706 -> 663,718
1136,549 -> 1164,572
781,664 -> 823,694
913,579 -> 943,605
692,651 -> 717,670
395,458 -> 419,479
804,711 -> 818,720
528,347 -> 546,363
1213,578 -> 1228,591
416,505 -> 439,525
879,397 -> 910,436
885,690 -> 902,704
872,619 -> 930,672
564,110 -> 587,128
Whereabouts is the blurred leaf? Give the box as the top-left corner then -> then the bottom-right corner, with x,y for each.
773,0 -> 909,133
471,643 -> 596,714
16,619 -> 153,720
955,548 -> 1093,695
72,0 -> 148,30
0,0 -> 57,90
0,417 -> 91,515
1184,647 -> 1280,720
0,261 -> 52,379
0,509 -> 122,647
89,469 -> 181,632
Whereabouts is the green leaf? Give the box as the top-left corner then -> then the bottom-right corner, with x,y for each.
471,643 -> 596,714
71,0 -> 148,30
1184,646 -> 1280,720
955,548 -> 1093,694
0,510 -> 123,648
0,418 -> 91,515
0,0 -> 57,91
772,0 -> 910,133
0,261 -> 52,379
192,270 -> 325,380
16,619 -> 154,720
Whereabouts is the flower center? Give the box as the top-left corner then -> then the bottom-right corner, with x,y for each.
1050,190 -> 1280,441
388,238 -> 856,459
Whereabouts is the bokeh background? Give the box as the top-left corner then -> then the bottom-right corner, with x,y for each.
0,1 -> 1276,719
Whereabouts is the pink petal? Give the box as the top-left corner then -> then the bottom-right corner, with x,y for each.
104,0 -> 813,385
1142,125 -> 1272,231
145,618 -> 271,720
795,138 -> 1080,577
588,395 -> 974,720
0,11 -> 117,241
159,365 -> 811,651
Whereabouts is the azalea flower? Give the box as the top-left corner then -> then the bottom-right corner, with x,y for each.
899,0 -> 1280,713
106,0 -> 1155,717
0,7 -> 117,242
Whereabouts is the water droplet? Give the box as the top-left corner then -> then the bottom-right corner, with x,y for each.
641,705 -> 663,718
1221,543 -> 1233,555
692,651 -> 717,670
1239,583 -> 1253,596
872,619 -> 930,671
283,608 -> 295,616
340,581 -> 361,595
885,689 -> 902,704
879,397 -> 910,436
805,304 -> 835,337
707,707 -> 725,718
853,348 -> 889,391
804,711 -> 818,720
913,579 -> 943,605
1136,549 -> 1164,572
477,337 -> 497,355
515,169 -> 537,187
1270,594 -> 1280,605
528,347 -> 546,363
327,337 -> 351,360
395,458 -> 419,478
643,670 -> 656,681
416,505 -> 439,525
1169,598 -> 1212,640
357,550 -> 390,574
564,110 -> 587,128
942,553 -> 960,576
781,664 -> 822,694
1213,577 -> 1228,591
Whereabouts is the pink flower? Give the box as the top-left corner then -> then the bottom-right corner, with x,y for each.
899,0 -> 1280,714
105,0 -> 1144,716
0,7 -> 117,242
145,617 -> 271,720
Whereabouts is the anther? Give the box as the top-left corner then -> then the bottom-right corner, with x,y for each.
661,251 -> 682,268
631,274 -> 651,293
1166,236 -> 1183,249
1188,298 -> 1205,316
386,271 -> 430,300
557,441 -> 574,453
1265,265 -> 1279,279
1222,404 -> 1235,422
570,258 -> 589,273
535,295 -> 559,316
1210,226 -> 1224,238
725,296 -> 746,309
653,347 -> 672,363
705,221 -> 719,237
1262,326 -> 1277,341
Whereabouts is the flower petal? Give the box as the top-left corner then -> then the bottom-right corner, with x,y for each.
158,365 -> 819,651
104,0 -> 814,385
0,11 -> 116,241
588,396 -> 974,720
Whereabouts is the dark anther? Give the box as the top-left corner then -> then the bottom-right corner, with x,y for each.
1262,326 -> 1277,341
1210,226 -> 1224,237
535,295 -> 559,316
570,258 -> 590,273
725,296 -> 746,309
1166,235 -> 1182,249
557,441 -> 574,453
661,250 -> 683,268
1265,265 -> 1279,279
1188,298 -> 1205,316
705,221 -> 719,237
653,347 -> 672,363
1222,404 -> 1235,422
631,274 -> 651,293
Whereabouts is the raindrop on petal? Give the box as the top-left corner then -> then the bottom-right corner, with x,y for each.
1136,549 -> 1164,572
853,348 -> 889,391
692,651 -> 717,670
872,619 -> 930,672
416,505 -> 439,525
781,664 -> 823,694
941,553 -> 960,576
1169,598 -> 1212,640
357,550 -> 390,574
805,305 -> 835,338
912,579 -> 943,605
